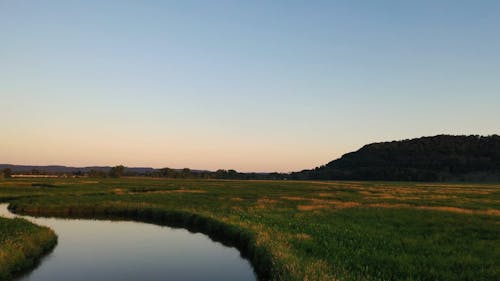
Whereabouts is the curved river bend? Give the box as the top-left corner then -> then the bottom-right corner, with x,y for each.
0,204 -> 257,281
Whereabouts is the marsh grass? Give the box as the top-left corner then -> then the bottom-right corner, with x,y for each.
0,217 -> 57,281
1,178 -> 499,281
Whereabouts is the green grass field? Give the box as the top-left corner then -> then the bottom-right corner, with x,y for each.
1,178 -> 499,281
0,216 -> 57,281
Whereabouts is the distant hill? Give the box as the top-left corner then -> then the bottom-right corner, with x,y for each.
291,135 -> 500,182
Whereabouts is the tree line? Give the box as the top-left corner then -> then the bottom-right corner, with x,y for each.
3,135 -> 498,182
1,165 -> 288,180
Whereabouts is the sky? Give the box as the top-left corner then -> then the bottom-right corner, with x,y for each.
1,1 -> 499,172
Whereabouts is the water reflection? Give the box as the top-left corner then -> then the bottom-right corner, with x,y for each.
0,204 -> 256,281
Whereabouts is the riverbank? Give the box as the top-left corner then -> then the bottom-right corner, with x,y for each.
1,178 -> 499,281
0,216 -> 57,281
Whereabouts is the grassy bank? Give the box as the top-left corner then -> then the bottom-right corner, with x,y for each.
0,216 -> 57,281
1,178 -> 499,281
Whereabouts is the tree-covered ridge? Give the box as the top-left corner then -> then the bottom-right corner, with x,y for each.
292,135 -> 500,181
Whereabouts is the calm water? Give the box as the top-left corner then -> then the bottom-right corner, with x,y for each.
0,204 -> 257,281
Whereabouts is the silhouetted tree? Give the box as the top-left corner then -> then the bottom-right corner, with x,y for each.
2,168 -> 12,178
181,168 -> 191,178
109,165 -> 126,178
87,169 -> 107,178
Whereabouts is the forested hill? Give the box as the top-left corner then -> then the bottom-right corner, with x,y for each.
291,135 -> 500,182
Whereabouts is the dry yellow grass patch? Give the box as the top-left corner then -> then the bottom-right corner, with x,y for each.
358,190 -> 374,195
299,181 -> 342,186
460,190 -> 493,195
416,206 -> 475,214
416,183 -> 497,189
281,195 -> 365,210
282,196 -> 312,201
383,187 -> 421,194
298,204 -> 331,211
425,195 -> 459,199
255,197 -> 278,209
485,209 -> 500,216
334,201 -> 361,208
129,189 -> 207,194
368,203 -> 410,208
430,189 -> 492,195
257,198 -> 278,204
113,188 -> 125,195
296,197 -> 361,211
328,181 -> 364,187
355,184 -> 498,202
295,233 -> 312,240
366,193 -> 398,199
416,206 -> 500,216
366,203 -> 500,216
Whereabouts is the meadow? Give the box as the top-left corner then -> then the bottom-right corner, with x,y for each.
0,178 -> 498,281
0,216 -> 57,281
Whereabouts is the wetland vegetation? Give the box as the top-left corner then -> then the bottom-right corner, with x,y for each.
0,215 -> 56,281
0,178 -> 498,281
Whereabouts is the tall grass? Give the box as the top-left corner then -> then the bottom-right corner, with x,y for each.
1,178 -> 499,281
0,217 -> 57,281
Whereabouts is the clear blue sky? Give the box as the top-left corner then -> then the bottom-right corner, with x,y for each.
1,1 -> 499,172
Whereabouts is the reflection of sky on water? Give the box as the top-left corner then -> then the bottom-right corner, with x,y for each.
0,204 -> 256,281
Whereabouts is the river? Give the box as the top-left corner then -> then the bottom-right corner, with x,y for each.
0,204 -> 257,281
